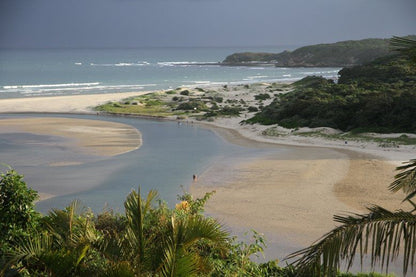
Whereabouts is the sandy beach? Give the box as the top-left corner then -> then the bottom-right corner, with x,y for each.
0,92 -> 148,114
190,125 -> 411,261
1,89 -> 415,261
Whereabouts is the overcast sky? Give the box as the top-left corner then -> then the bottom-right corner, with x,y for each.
1,0 -> 415,48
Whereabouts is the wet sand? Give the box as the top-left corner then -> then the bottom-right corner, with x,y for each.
0,116 -> 143,201
191,126 -> 410,261
0,117 -> 142,157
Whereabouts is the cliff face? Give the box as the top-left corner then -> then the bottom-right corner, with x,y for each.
222,38 -> 393,67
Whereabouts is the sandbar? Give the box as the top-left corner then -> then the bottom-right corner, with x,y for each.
0,117 -> 142,157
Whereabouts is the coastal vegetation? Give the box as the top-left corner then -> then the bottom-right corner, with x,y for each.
95,84 -> 279,120
222,38 -> 395,67
247,53 -> 416,134
222,36 -> 416,67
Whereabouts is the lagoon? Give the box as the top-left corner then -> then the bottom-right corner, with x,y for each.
0,113 -> 278,214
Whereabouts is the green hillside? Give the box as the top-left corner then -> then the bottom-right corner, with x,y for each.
247,54 -> 416,132
223,38 -> 399,67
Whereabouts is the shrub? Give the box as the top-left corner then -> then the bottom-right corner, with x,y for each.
0,169 -> 40,243
248,106 -> 258,112
254,93 -> 271,100
180,90 -> 190,96
213,96 -> 223,103
176,100 -> 208,111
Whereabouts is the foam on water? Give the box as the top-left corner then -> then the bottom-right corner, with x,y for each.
0,48 -> 341,98
3,82 -> 100,89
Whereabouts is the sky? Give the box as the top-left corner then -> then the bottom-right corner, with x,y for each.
0,0 -> 415,48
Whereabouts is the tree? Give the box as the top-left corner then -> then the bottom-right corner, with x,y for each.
0,168 -> 40,243
0,168 -> 40,274
6,200 -> 101,276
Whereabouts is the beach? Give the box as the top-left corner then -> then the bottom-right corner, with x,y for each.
191,126 -> 411,260
1,89 -> 415,261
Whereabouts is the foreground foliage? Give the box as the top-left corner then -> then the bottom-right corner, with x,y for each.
0,169 -> 399,276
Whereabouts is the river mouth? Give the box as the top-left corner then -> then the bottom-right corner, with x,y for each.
0,113 -> 273,214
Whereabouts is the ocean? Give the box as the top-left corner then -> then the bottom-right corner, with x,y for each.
0,47 -> 340,98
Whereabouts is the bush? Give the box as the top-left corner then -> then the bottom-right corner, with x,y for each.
248,106 -> 258,112
213,96 -> 223,103
254,93 -> 271,100
180,90 -> 190,96
0,169 -> 40,244
205,105 -> 244,117
176,100 -> 208,111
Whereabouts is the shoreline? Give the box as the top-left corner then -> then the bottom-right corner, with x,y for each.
1,88 -> 415,262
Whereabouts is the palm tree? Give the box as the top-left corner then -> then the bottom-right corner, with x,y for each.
158,213 -> 228,277
286,159 -> 416,276
100,188 -> 228,276
5,200 -> 99,276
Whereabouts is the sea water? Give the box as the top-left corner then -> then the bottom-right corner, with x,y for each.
0,47 -> 340,98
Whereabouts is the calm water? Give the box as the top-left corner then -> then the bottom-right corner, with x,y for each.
0,47 -> 340,98
0,113 -> 279,213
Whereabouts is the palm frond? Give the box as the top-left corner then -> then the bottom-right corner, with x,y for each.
45,200 -> 98,250
389,159 -> 416,202
123,188 -> 158,270
158,215 -> 227,276
180,216 -> 228,247
159,238 -> 199,277
6,232 -> 52,267
287,206 -> 416,276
